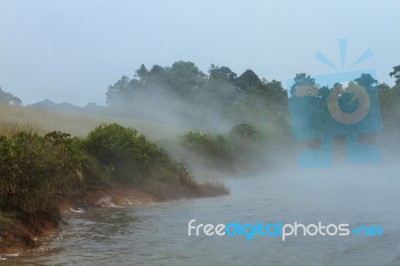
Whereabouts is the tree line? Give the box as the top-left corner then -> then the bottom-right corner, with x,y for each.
106,61 -> 400,145
106,61 -> 288,131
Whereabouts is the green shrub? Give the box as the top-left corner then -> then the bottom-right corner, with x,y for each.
180,130 -> 233,168
229,123 -> 257,139
0,132 -> 75,225
0,123 -> 228,238
83,123 -> 196,188
180,124 -> 273,173
228,123 -> 260,152
44,131 -> 87,190
84,124 -> 161,182
0,130 -> 89,226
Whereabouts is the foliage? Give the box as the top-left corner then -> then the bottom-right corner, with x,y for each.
0,131 -> 82,225
229,123 -> 258,139
354,73 -> 378,89
0,86 -> 22,105
0,123 -> 228,249
289,73 -> 316,96
208,64 -> 237,83
235,69 -> 261,91
181,130 -> 233,167
389,65 -> 400,85
180,123 -> 277,172
83,123 -> 169,182
105,61 -> 289,130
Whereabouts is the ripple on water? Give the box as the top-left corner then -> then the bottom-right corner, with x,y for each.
14,166 -> 400,265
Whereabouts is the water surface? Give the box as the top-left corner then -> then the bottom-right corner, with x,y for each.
16,164 -> 400,265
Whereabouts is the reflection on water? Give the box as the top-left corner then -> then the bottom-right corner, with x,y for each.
14,164 -> 400,265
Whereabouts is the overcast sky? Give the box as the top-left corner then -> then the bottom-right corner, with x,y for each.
1,0 -> 399,106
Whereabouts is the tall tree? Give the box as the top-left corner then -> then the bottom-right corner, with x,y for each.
0,86 -> 22,105
105,76 -> 143,104
290,73 -> 316,96
208,64 -> 237,83
166,61 -> 206,98
389,65 -> 400,85
236,69 -> 261,91
135,64 -> 148,80
354,73 -> 377,90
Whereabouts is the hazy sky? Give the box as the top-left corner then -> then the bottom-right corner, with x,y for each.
1,0 -> 399,106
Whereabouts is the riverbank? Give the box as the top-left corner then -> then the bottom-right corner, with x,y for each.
13,168 -> 398,266
0,123 -> 228,256
0,182 -> 228,257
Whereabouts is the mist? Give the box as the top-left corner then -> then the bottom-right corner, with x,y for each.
1,1 -> 400,265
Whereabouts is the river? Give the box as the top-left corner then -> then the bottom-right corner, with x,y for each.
13,163 -> 400,265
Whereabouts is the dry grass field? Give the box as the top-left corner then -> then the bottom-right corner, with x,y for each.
0,103 -> 182,139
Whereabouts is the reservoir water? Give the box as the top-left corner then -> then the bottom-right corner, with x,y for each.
15,164 -> 400,265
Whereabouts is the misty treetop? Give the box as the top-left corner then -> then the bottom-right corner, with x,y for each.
105,61 -> 400,141
389,65 -> 400,86
0,86 -> 22,105
105,61 -> 288,130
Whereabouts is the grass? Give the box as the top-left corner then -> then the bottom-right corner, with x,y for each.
0,103 -> 182,139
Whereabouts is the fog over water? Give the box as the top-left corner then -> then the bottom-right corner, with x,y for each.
1,1 -> 399,265
14,160 -> 400,266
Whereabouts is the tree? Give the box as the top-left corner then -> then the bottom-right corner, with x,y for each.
143,65 -> 168,89
389,65 -> 400,85
319,86 -> 330,102
166,61 -> 206,98
262,80 -> 287,103
208,64 -> 237,83
105,76 -> 142,104
236,69 -> 261,91
354,73 -> 377,90
290,73 -> 316,96
377,83 -> 391,95
135,64 -> 148,80
244,79 -> 288,111
0,86 -> 22,105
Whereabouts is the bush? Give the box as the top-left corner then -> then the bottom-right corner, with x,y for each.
229,123 -> 257,139
83,123 -> 170,183
0,132 -> 59,222
83,123 -> 201,193
44,131 -> 87,186
0,129 -> 86,227
180,124 -> 272,173
0,123 -> 228,223
0,123 -> 229,252
180,130 -> 233,167
228,123 -> 260,152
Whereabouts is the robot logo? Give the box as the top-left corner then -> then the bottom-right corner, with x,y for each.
287,39 -> 382,168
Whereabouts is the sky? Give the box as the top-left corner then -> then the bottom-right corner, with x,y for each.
0,0 -> 399,106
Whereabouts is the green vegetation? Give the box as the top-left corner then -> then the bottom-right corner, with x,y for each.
83,124 -> 203,193
1,62 -> 400,254
106,61 -> 288,129
181,130 -> 233,168
103,61 -> 400,174
177,123 -> 278,173
0,123 -> 227,253
0,131 -> 82,224
103,61 -> 292,173
0,86 -> 21,105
